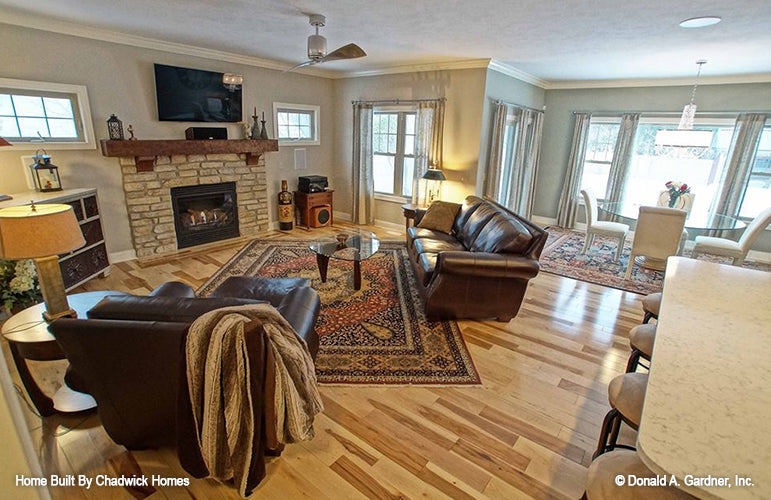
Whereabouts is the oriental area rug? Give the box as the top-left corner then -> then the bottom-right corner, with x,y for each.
198,239 -> 480,385
541,227 -> 771,295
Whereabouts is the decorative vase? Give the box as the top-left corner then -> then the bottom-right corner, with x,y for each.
668,194 -> 679,208
277,180 -> 293,231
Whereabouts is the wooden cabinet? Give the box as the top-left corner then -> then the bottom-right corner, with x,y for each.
294,190 -> 334,230
0,188 -> 110,290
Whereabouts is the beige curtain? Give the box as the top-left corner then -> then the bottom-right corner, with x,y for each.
713,113 -> 768,217
351,103 -> 374,225
604,113 -> 640,205
482,102 -> 509,199
411,99 -> 445,205
556,113 -> 592,228
505,108 -> 544,219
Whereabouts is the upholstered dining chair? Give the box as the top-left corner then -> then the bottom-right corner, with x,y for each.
580,188 -> 630,262
625,206 -> 687,279
691,207 -> 771,266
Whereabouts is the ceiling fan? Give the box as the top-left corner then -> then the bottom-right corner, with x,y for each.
284,14 -> 366,72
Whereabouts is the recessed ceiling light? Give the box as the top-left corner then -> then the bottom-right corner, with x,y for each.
679,16 -> 722,28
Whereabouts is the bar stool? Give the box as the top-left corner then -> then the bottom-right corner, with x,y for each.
594,372 -> 647,459
583,450 -> 696,499
641,292 -> 661,323
626,324 -> 656,373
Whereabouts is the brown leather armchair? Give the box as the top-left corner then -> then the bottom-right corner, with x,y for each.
48,276 -> 321,457
406,196 -> 546,321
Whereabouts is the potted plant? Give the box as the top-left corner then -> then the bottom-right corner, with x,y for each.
664,181 -> 691,208
0,259 -> 41,316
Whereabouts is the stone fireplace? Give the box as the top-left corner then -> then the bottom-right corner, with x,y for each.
116,152 -> 268,258
171,181 -> 239,249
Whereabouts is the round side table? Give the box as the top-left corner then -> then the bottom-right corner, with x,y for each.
2,291 -> 123,416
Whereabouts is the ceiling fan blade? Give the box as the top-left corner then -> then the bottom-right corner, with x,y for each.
283,60 -> 318,73
320,43 -> 366,62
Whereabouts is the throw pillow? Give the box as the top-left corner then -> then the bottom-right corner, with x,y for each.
417,201 -> 461,234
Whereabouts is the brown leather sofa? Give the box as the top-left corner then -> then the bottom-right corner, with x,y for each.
49,276 -> 320,462
407,196 -> 547,321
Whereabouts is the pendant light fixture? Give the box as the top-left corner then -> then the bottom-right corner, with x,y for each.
655,60 -> 714,151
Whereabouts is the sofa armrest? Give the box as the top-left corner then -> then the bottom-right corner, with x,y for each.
149,281 -> 196,298
413,208 -> 428,226
435,251 -> 540,279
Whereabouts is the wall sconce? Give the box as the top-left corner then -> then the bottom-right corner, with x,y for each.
223,73 -> 244,91
422,167 -> 446,206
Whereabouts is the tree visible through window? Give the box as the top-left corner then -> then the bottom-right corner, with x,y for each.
372,111 -> 416,197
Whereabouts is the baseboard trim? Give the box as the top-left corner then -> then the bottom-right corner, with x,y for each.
375,219 -> 405,232
334,211 -> 352,222
109,249 -> 137,263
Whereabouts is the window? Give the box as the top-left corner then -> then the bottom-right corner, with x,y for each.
0,78 -> 94,149
578,117 -> 734,216
372,111 -> 416,198
581,120 -> 620,198
273,103 -> 319,145
740,126 -> 771,218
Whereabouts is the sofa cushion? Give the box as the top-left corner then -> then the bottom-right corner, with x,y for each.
407,226 -> 457,244
88,296 -> 266,324
417,253 -> 437,286
452,196 -> 485,235
210,276 -> 311,307
414,238 -> 465,256
470,213 -> 534,254
456,203 -> 498,249
417,201 -> 461,234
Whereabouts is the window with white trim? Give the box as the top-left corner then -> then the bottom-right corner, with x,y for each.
0,79 -> 94,149
272,103 -> 319,145
739,126 -> 771,219
372,111 -> 416,198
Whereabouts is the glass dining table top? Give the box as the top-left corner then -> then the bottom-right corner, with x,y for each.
308,230 -> 381,261
598,201 -> 746,231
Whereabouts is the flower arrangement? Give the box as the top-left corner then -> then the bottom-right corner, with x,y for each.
665,181 -> 690,208
0,259 -> 41,314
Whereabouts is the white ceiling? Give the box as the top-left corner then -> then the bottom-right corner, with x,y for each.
2,0 -> 771,82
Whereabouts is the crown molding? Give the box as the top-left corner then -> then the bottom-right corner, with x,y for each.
487,60 -> 549,89
544,73 -> 771,89
336,58 -> 492,79
0,9 -> 339,79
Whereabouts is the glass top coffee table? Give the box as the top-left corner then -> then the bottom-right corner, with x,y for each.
309,231 -> 380,290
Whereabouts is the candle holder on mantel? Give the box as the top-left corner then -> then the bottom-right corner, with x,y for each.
250,107 -> 260,139
259,112 -> 269,140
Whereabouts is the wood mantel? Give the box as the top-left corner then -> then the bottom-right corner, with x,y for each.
100,139 -> 278,171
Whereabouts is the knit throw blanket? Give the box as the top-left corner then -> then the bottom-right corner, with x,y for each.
185,304 -> 323,496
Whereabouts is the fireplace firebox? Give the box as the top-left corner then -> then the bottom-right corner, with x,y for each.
171,182 -> 239,249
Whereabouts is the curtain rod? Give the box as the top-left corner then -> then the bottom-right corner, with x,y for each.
494,98 -> 545,114
573,110 -> 771,117
351,97 -> 446,105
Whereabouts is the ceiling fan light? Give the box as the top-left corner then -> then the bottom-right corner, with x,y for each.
308,34 -> 327,59
679,16 -> 722,28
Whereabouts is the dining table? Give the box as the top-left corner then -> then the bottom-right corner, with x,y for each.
636,257 -> 771,499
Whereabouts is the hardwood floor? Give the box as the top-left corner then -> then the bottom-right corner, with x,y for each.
2,222 -> 645,499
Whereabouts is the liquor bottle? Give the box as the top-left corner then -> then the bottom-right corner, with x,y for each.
278,180 -> 293,231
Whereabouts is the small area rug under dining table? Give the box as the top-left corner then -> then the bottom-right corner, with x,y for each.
198,239 -> 480,385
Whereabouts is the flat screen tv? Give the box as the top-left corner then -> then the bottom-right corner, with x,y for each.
154,64 -> 242,122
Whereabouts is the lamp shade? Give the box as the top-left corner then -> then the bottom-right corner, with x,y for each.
422,168 -> 447,181
0,204 -> 85,259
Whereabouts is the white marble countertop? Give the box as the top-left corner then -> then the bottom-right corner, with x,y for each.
637,257 -> 771,500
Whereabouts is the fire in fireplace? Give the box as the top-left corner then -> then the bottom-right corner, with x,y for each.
171,182 -> 239,249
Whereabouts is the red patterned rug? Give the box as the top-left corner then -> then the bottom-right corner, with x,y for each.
198,239 -> 480,385
542,227 -> 771,294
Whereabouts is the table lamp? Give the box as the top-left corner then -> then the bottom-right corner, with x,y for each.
0,202 -> 85,321
0,137 -> 12,202
422,167 -> 446,206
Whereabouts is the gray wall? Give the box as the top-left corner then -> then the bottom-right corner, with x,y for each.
537,82 -> 771,252
0,24 -> 336,258
476,69 -> 546,192
333,69 -> 488,224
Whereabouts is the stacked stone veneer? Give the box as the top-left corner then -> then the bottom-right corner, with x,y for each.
118,153 -> 268,258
